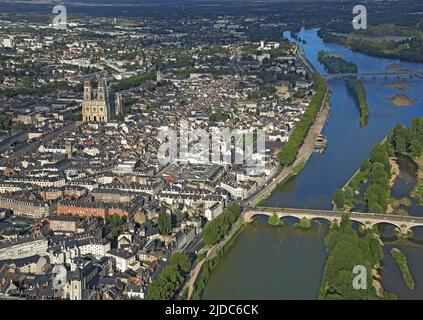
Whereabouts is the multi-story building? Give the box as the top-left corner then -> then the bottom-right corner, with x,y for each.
56,200 -> 129,219
57,200 -> 108,219
0,196 -> 50,218
105,249 -> 138,273
82,80 -> 110,123
0,234 -> 48,260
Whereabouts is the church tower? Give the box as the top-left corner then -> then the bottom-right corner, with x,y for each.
65,141 -> 73,159
156,70 -> 162,84
115,93 -> 124,116
82,80 -> 110,123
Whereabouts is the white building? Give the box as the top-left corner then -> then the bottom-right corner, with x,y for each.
106,249 -> 138,272
0,235 -> 48,260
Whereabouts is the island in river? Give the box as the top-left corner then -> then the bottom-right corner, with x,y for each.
200,28 -> 423,301
388,82 -> 410,90
389,94 -> 415,107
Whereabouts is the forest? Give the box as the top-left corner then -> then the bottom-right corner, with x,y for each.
319,216 -> 394,300
334,117 -> 423,213
317,51 -> 358,74
333,143 -> 391,214
318,28 -> 423,64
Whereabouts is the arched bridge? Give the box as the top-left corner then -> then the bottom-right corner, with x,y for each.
244,207 -> 423,234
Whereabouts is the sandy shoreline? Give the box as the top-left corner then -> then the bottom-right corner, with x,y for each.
372,267 -> 384,298
389,94 -> 415,107
388,82 -> 410,90
387,157 -> 400,214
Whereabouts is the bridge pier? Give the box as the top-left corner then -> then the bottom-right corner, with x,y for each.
243,208 -> 423,237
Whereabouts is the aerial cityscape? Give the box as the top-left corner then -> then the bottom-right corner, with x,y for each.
0,0 -> 423,304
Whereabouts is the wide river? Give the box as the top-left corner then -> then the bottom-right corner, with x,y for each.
203,28 -> 423,300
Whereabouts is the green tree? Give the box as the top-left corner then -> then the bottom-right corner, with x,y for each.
0,116 -> 10,130
201,203 -> 241,246
146,252 -> 191,300
333,189 -> 345,209
320,216 -> 390,300
268,213 -> 283,226
279,74 -> 328,166
169,252 -> 191,273
158,212 -> 172,235
21,75 -> 32,88
11,122 -> 27,132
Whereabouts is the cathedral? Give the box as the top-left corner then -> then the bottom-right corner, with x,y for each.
82,80 -> 124,123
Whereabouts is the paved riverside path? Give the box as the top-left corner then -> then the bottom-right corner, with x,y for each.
247,89 -> 330,207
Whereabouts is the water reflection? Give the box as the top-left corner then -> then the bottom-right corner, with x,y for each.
205,28 -> 423,300
202,216 -> 329,300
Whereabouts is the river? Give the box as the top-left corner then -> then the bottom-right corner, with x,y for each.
202,28 -> 423,300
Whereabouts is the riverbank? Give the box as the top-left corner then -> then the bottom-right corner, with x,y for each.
412,156 -> 423,206
250,86 -> 331,206
317,28 -> 423,64
190,221 -> 247,300
204,27 -> 423,300
387,157 -> 401,214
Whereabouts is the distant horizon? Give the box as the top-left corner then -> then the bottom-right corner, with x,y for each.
0,0 -> 370,3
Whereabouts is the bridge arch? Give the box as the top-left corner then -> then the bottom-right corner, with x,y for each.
370,221 -> 404,233
409,225 -> 423,233
243,208 -> 423,236
247,212 -> 273,222
310,217 -> 334,225
280,215 -> 302,224
347,218 -> 367,229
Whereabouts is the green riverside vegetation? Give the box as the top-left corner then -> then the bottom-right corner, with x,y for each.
387,118 -> 423,205
192,223 -> 246,300
346,78 -> 370,126
267,213 -> 284,226
296,217 -> 311,229
279,73 -> 328,166
201,203 -> 241,247
146,252 -> 191,300
333,144 -> 391,213
319,216 -> 395,300
317,51 -> 358,74
318,28 -> 423,64
364,144 -> 392,214
414,183 -> 423,206
335,117 -> 423,213
391,248 -> 415,289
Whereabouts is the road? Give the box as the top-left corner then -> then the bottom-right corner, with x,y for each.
0,122 -> 80,166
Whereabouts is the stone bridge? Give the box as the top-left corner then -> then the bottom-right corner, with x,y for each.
244,207 -> 423,234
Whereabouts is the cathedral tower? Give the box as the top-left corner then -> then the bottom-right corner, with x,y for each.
82,80 -> 110,123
